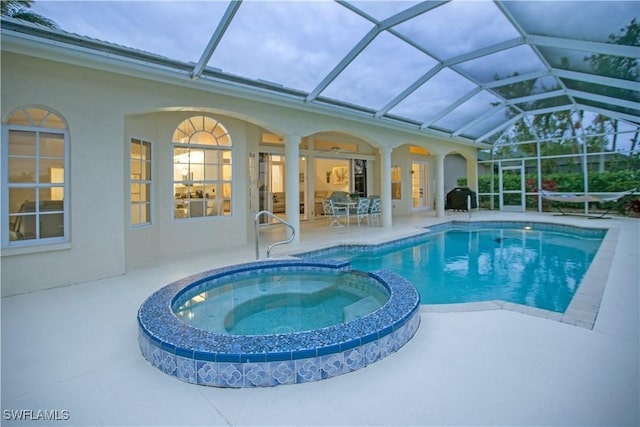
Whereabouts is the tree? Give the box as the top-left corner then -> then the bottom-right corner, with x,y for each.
1,0 -> 57,28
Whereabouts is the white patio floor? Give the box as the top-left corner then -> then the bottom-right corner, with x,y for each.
2,211 -> 638,426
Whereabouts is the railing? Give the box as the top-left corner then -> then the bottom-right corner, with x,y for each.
254,210 -> 295,259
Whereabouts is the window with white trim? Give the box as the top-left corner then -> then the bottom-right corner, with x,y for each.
172,115 -> 232,219
2,107 -> 68,247
130,138 -> 152,226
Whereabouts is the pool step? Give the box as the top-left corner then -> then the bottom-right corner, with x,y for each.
343,295 -> 381,322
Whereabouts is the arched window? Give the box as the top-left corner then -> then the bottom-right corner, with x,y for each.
2,107 -> 68,247
172,115 -> 232,219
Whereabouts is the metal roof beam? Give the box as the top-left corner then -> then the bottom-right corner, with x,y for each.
482,70 -> 549,89
552,68 -> 639,91
575,104 -> 640,125
521,105 -> 574,117
444,37 -> 524,67
453,104 -> 506,137
477,113 -> 523,143
191,0 -> 242,80
421,87 -> 482,129
528,34 -> 639,58
306,1 -> 447,103
568,89 -> 640,111
304,26 -> 379,102
375,64 -> 444,118
505,89 -> 567,105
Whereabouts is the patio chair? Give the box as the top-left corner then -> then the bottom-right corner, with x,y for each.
354,197 -> 370,225
368,196 -> 381,224
322,199 -> 348,227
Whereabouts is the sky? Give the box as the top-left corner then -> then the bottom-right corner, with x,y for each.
27,0 -> 640,144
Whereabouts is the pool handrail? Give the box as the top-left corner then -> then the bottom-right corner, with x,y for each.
254,210 -> 295,259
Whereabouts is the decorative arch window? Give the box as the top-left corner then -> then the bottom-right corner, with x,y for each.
2,107 -> 68,247
172,115 -> 232,219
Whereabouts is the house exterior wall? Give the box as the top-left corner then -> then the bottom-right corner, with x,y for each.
1,49 -> 476,295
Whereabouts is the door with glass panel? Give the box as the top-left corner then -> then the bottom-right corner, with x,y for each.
411,162 -> 429,210
499,161 -> 525,212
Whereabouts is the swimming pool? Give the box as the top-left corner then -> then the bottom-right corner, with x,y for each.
298,221 -> 606,313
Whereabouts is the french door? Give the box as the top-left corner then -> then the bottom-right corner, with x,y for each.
499,161 -> 525,212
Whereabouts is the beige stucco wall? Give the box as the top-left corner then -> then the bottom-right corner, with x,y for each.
1,50 -> 476,295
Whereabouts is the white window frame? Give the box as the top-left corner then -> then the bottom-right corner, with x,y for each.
130,138 -> 153,227
2,108 -> 70,250
172,115 -> 233,221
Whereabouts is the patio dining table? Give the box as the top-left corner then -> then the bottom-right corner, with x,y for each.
334,201 -> 356,226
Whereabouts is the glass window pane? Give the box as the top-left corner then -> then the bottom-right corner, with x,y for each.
131,184 -> 140,202
204,149 -> 220,165
51,185 -> 65,202
222,183 -> 232,199
141,184 -> 150,202
24,108 -> 49,126
189,199 -> 205,218
222,150 -> 232,163
130,159 -> 140,178
217,134 -> 231,147
142,161 -> 151,181
7,110 -> 31,126
222,165 -> 232,181
9,188 -> 36,213
204,164 -> 219,181
142,203 -> 150,223
40,133 -> 65,157
39,159 -> 64,183
131,204 -> 140,225
40,188 -> 64,205
9,130 -> 36,156
42,113 -> 65,129
40,213 -> 64,238
191,131 -> 216,146
9,158 -> 36,183
11,214 -> 36,240
131,139 -> 141,155
203,116 -> 218,133
212,124 -> 229,140
142,141 -> 151,159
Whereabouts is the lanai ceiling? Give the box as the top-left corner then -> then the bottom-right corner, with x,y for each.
4,1 -> 640,148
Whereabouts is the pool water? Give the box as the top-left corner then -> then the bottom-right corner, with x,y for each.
306,223 -> 605,313
173,270 -> 389,335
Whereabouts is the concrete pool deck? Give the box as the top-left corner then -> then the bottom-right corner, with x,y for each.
2,211 -> 638,426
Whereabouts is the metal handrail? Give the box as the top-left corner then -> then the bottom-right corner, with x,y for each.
254,210 -> 295,259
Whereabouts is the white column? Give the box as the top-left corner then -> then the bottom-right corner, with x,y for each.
379,146 -> 393,227
434,153 -> 446,218
284,134 -> 301,244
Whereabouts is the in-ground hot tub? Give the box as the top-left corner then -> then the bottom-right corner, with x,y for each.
137,259 -> 420,387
